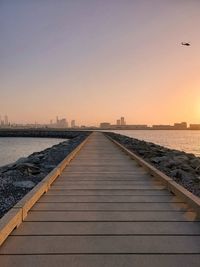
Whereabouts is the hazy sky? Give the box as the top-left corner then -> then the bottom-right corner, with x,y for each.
0,0 -> 200,126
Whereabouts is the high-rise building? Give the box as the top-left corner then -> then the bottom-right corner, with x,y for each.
55,116 -> 68,128
120,117 -> 126,125
4,115 -> 9,126
59,118 -> 68,128
116,119 -> 121,126
71,120 -> 76,128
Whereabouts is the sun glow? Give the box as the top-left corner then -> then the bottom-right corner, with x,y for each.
197,105 -> 200,120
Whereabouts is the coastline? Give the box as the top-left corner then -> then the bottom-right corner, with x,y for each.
105,132 -> 200,198
0,132 -> 89,218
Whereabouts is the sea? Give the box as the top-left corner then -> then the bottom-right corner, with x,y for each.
106,130 -> 200,157
0,137 -> 66,167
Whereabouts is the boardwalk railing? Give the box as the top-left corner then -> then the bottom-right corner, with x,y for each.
106,134 -> 200,216
0,133 -> 92,246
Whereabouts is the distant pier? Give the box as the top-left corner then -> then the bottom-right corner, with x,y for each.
0,129 -> 87,138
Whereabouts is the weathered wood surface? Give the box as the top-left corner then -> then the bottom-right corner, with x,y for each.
0,132 -> 200,266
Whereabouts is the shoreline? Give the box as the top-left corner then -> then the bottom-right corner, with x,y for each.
0,132 -> 89,218
0,137 -> 67,168
105,132 -> 200,198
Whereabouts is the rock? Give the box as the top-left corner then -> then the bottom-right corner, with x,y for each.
14,163 -> 41,175
15,157 -> 27,164
195,166 -> 200,174
40,164 -> 56,171
173,155 -> 189,161
13,180 -> 35,188
187,153 -> 196,159
168,169 -> 191,182
180,164 -> 194,172
137,149 -> 147,156
162,160 -> 176,169
150,156 -> 168,164
29,156 -> 41,165
190,158 -> 200,169
193,176 -> 200,183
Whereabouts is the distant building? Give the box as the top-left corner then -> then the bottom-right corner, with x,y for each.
0,115 -> 9,127
189,124 -> 200,130
71,120 -> 76,128
60,118 -> 68,128
55,116 -> 68,128
120,117 -> 126,125
174,122 -> 187,129
116,119 -> 121,126
4,115 -> 9,126
152,125 -> 173,130
100,122 -> 111,128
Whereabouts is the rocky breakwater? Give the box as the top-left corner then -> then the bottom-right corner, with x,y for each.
106,132 -> 200,197
0,132 -> 90,218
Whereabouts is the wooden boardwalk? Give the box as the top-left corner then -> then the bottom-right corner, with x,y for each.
0,132 -> 200,266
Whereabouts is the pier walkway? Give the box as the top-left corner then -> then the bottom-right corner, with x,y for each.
0,132 -> 200,266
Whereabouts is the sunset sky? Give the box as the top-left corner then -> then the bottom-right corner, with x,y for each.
0,0 -> 200,126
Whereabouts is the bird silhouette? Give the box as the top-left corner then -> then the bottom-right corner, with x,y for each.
181,42 -> 191,46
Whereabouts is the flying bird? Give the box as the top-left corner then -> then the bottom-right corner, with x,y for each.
181,42 -> 191,46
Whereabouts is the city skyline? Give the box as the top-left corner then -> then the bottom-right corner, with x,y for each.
1,1 -> 200,125
0,113 -> 200,130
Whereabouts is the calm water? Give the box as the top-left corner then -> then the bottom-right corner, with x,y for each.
0,137 -> 66,167
108,130 -> 200,156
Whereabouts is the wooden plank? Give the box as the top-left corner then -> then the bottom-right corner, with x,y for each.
52,180 -> 162,185
62,171 -> 148,175
67,169 -> 141,173
46,189 -> 171,196
1,236 -> 200,254
25,211 -> 198,222
60,172 -> 149,178
32,202 -> 188,211
55,176 -> 155,183
51,184 -> 166,189
71,161 -> 136,165
1,255 -> 200,267
38,195 -> 181,203
11,221 -> 200,235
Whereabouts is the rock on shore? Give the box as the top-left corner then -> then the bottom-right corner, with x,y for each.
0,132 -> 90,218
105,132 -> 200,197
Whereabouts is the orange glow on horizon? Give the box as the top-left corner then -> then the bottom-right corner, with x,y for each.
0,1 -> 200,126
